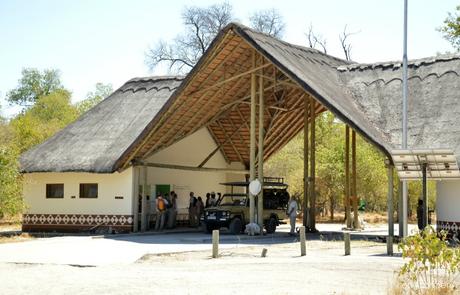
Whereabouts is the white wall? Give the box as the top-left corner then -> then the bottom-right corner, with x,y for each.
145,128 -> 246,212
436,180 -> 460,222
23,168 -> 133,215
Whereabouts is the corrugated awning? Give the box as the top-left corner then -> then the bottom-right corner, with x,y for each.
392,149 -> 460,180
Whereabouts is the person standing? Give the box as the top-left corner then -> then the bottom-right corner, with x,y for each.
210,192 -> 217,207
167,192 -> 178,229
196,196 -> 205,222
205,193 -> 211,208
155,194 -> 166,231
287,195 -> 298,236
189,192 -> 197,227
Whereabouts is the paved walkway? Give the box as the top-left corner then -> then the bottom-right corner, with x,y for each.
0,223 -> 416,266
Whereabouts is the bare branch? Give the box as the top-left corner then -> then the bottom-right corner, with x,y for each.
249,8 -> 285,38
305,23 -> 327,54
339,25 -> 359,61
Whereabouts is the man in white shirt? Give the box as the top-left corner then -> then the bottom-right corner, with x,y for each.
287,195 -> 298,236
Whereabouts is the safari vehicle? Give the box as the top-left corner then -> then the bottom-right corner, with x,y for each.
202,177 -> 289,234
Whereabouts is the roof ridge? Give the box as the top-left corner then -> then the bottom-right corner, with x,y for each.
126,75 -> 185,83
229,22 -> 351,65
337,53 -> 460,72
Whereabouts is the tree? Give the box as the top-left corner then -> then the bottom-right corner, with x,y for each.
145,2 -> 285,73
439,5 -> 460,51
7,68 -> 64,106
76,83 -> 113,114
10,89 -> 78,153
339,25 -> 358,61
0,113 -> 23,218
305,23 -> 327,54
249,8 -> 285,38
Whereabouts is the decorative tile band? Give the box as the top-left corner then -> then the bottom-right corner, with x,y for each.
437,220 -> 460,233
22,214 -> 134,233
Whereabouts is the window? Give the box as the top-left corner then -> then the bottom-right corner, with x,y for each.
46,184 -> 64,198
79,183 -> 98,198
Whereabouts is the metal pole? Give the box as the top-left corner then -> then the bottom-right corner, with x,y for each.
257,72 -> 264,229
386,160 -> 394,256
422,162 -> 427,228
309,97 -> 316,232
303,96 -> 309,227
401,0 -> 409,238
249,51 -> 257,224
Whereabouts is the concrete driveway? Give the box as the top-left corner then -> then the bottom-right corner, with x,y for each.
0,223 -> 415,266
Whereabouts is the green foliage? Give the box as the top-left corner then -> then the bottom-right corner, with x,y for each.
10,89 -> 78,153
7,68 -> 64,106
439,5 -> 460,51
76,83 -> 113,115
0,118 -> 23,218
398,227 -> 460,294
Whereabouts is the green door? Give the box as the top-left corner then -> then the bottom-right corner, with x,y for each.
155,184 -> 171,197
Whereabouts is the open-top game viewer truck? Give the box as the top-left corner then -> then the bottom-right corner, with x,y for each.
202,177 -> 289,234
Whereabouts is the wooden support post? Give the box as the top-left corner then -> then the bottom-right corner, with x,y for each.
422,162 -> 428,228
303,96 -> 309,227
386,160 -> 394,256
352,130 -> 360,229
212,229 -> 219,258
344,232 -> 351,255
300,226 -> 306,256
249,51 -> 257,224
308,96 -> 317,232
132,166 -> 140,232
345,126 -> 352,229
257,72 -> 264,229
140,166 -> 147,232
398,181 -> 403,237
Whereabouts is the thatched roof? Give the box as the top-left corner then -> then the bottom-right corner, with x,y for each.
20,76 -> 183,173
337,54 -> 460,157
20,23 -> 460,173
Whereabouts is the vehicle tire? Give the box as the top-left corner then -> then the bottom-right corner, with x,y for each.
204,223 -> 214,234
265,217 -> 277,234
229,217 -> 242,235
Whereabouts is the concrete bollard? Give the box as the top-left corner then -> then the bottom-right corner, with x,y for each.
387,235 -> 393,256
212,230 -> 219,258
344,232 -> 350,256
261,248 -> 268,257
300,226 -> 306,256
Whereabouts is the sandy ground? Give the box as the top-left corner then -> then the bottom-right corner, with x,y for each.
0,240 -> 403,295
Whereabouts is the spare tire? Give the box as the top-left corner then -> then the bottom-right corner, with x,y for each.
229,217 -> 242,235
265,217 -> 277,234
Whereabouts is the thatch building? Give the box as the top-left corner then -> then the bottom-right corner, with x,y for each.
20,23 -> 460,233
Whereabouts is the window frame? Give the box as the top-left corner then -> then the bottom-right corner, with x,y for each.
79,183 -> 98,199
46,183 -> 64,199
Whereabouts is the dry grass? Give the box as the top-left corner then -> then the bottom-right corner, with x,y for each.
388,278 -> 457,295
0,233 -> 34,244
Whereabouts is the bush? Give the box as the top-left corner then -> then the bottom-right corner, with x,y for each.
396,226 -> 460,294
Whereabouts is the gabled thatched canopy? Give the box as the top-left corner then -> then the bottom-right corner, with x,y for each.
20,77 -> 183,173
117,23 -> 393,171
20,22 -> 460,173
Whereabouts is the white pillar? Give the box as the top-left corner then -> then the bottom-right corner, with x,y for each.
132,166 -> 140,232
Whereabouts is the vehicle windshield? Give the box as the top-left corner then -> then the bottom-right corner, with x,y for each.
218,194 -> 247,206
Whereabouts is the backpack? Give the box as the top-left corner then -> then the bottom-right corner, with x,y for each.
157,198 -> 165,211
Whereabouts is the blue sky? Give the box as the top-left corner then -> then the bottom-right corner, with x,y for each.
0,0 -> 457,117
